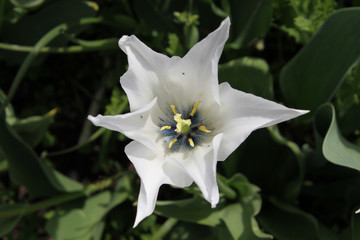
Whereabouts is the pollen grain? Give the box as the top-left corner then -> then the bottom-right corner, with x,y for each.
198,125 -> 211,133
188,138 -> 195,147
169,138 -> 178,149
160,126 -> 171,131
190,101 -> 201,117
170,105 -> 177,115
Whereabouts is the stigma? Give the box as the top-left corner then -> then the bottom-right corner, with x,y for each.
160,101 -> 212,150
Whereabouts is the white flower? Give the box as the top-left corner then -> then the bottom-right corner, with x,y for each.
88,17 -> 308,227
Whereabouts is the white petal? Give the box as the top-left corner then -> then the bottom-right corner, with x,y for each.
125,141 -> 192,227
119,35 -> 180,111
178,17 -> 230,104
173,134 -> 223,207
218,82 -> 308,161
87,98 -> 158,150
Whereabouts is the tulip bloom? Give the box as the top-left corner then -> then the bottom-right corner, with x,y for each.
88,17 -> 308,227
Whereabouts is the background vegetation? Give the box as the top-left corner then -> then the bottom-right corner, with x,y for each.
1,0 -> 360,239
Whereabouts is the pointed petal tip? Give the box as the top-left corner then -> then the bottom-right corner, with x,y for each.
118,35 -> 129,47
295,109 -> 310,116
87,114 -> 102,126
87,114 -> 96,122
133,219 -> 140,228
132,208 -> 148,228
224,16 -> 231,25
219,16 -> 231,34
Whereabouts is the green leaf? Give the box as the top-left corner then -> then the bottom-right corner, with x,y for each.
223,128 -> 304,202
219,57 -> 274,99
156,173 -> 271,239
46,180 -> 128,240
184,24 -> 199,50
156,198 -> 225,227
0,109 -> 83,198
221,174 -> 273,239
166,33 -> 184,57
10,0 -> 44,8
0,204 -> 27,237
46,192 -> 112,240
314,103 -> 360,171
258,198 -> 338,240
221,204 -> 272,240
280,8 -> 360,113
228,0 -> 272,49
10,108 -> 57,147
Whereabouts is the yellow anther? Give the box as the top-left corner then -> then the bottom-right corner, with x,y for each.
174,113 -> 191,134
169,138 -> 178,149
188,138 -> 195,147
198,125 -> 211,133
160,126 -> 171,131
170,104 -> 177,115
190,101 -> 201,117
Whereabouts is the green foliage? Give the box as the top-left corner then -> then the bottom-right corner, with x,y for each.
219,57 -> 274,99
315,104 -> 360,171
1,0 -> 360,239
0,105 -> 83,198
46,178 -> 129,240
156,173 -> 272,239
273,0 -> 337,43
227,0 -> 273,49
280,8 -> 360,113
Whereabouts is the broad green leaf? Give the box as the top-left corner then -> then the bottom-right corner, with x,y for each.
10,0 -> 44,8
336,62 -> 360,135
1,87 -> 56,148
219,57 -> 274,99
0,204 -> 27,237
228,0 -> 272,49
46,179 -> 128,240
314,104 -> 360,171
184,24 -> 199,50
258,198 -> 338,240
223,128 -> 304,202
0,110 -> 83,198
46,192 -> 112,240
280,8 -> 360,112
10,108 -> 57,147
156,173 -> 271,239
156,198 -> 225,227
224,174 -> 272,240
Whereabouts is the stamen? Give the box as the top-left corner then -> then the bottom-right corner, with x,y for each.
188,138 -> 195,147
169,138 -> 178,149
160,126 -> 171,131
190,101 -> 201,117
198,125 -> 211,133
170,105 -> 177,115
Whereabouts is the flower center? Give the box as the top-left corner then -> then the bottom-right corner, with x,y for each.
159,101 -> 212,151
174,113 -> 191,134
